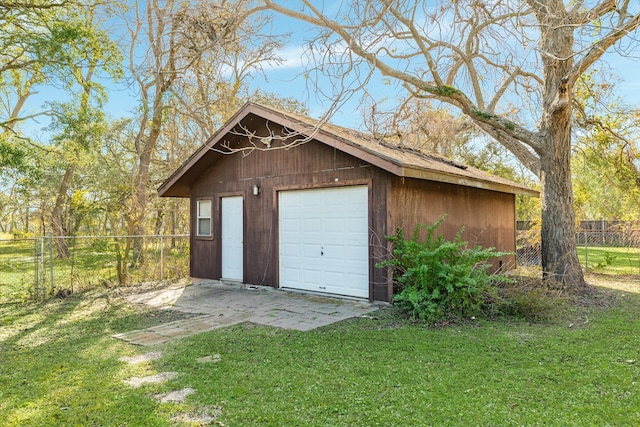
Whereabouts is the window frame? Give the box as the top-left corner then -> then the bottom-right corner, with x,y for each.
196,199 -> 212,238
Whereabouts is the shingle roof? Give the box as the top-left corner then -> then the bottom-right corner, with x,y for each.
158,102 -> 538,197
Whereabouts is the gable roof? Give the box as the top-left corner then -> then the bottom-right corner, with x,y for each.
158,102 -> 538,197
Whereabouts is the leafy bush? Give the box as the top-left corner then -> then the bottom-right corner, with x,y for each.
377,216 -> 512,324
594,251 -> 617,270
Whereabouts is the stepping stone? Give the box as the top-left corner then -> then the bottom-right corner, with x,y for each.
124,372 -> 177,388
118,351 -> 163,365
171,405 -> 222,424
196,354 -> 221,363
155,387 -> 195,403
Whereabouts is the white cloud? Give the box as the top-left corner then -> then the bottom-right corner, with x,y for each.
267,45 -> 308,71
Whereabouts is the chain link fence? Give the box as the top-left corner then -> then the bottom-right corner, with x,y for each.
0,235 -> 189,303
517,228 -> 640,275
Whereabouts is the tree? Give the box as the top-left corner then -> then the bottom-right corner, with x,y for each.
0,0 -> 122,233
44,2 -> 122,256
118,0 -> 282,276
261,0 -> 640,289
0,0 -> 75,170
364,97 -> 542,223
572,72 -> 640,221
362,98 -> 475,158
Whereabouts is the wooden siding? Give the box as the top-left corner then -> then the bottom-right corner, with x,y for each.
187,119 -> 518,303
189,121 -> 391,301
387,177 -> 517,271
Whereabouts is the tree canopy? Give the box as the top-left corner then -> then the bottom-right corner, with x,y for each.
0,0 -> 302,255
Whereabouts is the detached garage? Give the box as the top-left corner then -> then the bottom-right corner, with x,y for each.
158,102 -> 536,303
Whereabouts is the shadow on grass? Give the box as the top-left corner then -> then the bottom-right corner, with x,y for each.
0,292 -> 195,427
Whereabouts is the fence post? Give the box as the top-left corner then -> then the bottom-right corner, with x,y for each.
41,236 -> 46,299
160,235 -> 164,281
48,233 -> 54,293
34,238 -> 39,300
584,231 -> 588,273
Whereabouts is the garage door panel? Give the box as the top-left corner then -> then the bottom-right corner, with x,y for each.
281,218 -> 300,231
303,195 -> 321,208
282,243 -> 301,256
281,267 -> 299,282
345,275 -> 369,297
302,243 -> 321,258
279,186 -> 369,298
324,218 -> 345,232
323,270 -> 345,287
322,244 -> 344,260
303,218 -> 322,231
302,270 -> 322,287
347,244 -> 368,256
346,217 -> 367,229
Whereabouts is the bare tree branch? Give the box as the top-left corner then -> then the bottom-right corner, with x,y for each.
570,12 -> 640,82
0,1 -> 70,10
265,0 -> 544,152
570,0 -> 616,24
260,0 -> 640,286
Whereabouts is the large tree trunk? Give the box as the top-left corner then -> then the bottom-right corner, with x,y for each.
540,132 -> 585,287
537,0 -> 586,289
128,112 -> 160,269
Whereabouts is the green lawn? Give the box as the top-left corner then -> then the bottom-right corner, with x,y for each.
0,237 -> 189,302
577,246 -> 640,275
2,280 -> 640,426
0,239 -> 37,301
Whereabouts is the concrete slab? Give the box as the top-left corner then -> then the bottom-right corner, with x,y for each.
113,280 -> 379,345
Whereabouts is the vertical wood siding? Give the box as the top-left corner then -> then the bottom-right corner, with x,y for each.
189,121 -> 391,300
188,119 -> 517,302
387,177 -> 517,272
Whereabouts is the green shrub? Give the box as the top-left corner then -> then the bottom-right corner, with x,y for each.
594,251 -> 617,270
377,216 -> 512,324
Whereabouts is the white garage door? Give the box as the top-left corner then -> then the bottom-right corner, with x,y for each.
279,186 -> 369,298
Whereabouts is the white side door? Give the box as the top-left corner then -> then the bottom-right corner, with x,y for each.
221,196 -> 243,281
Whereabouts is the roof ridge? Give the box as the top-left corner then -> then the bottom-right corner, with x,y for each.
158,101 -> 538,197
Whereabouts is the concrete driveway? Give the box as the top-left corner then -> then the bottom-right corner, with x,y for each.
113,280 -> 379,346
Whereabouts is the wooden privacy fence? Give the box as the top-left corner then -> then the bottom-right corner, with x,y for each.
0,234 -> 189,302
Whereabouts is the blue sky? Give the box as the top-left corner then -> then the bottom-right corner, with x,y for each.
16,3 -> 640,138
245,5 -> 640,130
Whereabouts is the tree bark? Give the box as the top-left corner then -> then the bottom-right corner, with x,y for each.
539,130 -> 585,287
51,162 -> 75,258
536,0 -> 586,288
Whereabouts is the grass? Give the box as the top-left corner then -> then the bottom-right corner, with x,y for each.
2,277 -> 640,426
577,246 -> 640,275
0,239 -> 38,302
0,237 -> 189,303
0,286 -> 196,426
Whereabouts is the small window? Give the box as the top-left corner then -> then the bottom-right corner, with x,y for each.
197,200 -> 212,236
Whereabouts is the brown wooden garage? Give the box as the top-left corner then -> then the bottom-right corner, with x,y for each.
158,102 -> 537,303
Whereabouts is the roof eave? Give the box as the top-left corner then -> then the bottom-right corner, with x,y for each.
308,128 -> 539,197
158,101 -> 539,198
402,167 -> 540,197
158,103 -> 267,197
